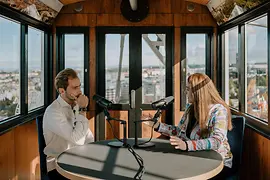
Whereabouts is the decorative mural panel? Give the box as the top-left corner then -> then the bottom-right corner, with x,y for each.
206,0 -> 268,25
0,0 -> 62,24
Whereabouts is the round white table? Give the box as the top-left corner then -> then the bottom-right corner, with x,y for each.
56,138 -> 223,180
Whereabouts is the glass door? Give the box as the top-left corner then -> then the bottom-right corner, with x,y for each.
96,27 -> 173,141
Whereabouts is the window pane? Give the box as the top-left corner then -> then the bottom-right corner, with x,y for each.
105,34 -> 129,104
245,15 -> 268,122
142,34 -> 166,104
0,16 -> 20,121
225,27 -> 239,109
65,34 -> 84,93
186,34 -> 206,76
28,27 -> 44,111
181,34 -> 206,108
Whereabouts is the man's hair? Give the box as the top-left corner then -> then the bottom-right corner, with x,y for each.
55,68 -> 78,92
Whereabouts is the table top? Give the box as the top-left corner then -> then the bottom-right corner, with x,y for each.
56,138 -> 223,180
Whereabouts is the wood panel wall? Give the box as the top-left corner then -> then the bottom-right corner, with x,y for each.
0,116 -> 95,180
240,127 -> 270,180
0,121 -> 40,180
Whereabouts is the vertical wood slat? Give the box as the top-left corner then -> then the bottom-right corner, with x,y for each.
0,131 -> 16,180
174,28 -> 181,112
141,111 -> 166,138
88,111 -> 95,136
14,121 -> 40,180
89,28 -> 96,110
105,111 -> 128,140
240,127 -> 270,180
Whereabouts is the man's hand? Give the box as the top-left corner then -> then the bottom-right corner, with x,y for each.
77,94 -> 89,108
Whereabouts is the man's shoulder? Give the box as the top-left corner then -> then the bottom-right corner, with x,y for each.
44,100 -> 61,116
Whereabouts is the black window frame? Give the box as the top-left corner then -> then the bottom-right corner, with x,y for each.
218,1 -> 270,139
0,3 -> 52,135
180,26 -> 214,111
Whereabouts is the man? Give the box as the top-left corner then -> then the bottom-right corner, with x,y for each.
43,68 -> 94,179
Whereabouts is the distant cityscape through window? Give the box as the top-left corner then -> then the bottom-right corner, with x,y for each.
0,16 -> 20,121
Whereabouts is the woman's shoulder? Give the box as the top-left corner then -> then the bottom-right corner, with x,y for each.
209,103 -> 228,115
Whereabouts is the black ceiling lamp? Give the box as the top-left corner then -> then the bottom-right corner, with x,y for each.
120,0 -> 149,22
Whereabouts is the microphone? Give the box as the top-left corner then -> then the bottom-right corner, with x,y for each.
93,94 -> 127,148
151,96 -> 174,109
93,94 -> 113,109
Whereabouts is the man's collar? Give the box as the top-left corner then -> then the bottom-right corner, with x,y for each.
57,95 -> 71,108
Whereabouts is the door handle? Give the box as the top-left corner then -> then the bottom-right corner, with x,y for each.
131,90 -> 135,109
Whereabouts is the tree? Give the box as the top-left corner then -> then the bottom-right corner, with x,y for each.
229,79 -> 238,99
0,97 -> 17,117
257,75 -> 266,86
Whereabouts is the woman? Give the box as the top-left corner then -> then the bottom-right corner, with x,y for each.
143,73 -> 233,178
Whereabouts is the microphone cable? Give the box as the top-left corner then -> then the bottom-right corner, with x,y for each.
106,117 -> 145,179
137,109 -> 161,146
137,119 -> 156,146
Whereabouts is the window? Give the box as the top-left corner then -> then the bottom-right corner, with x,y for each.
180,28 -> 213,110
142,34 -> 166,104
56,28 -> 89,98
0,16 -> 20,121
0,6 -> 50,133
186,34 -> 206,76
64,34 -> 85,93
105,34 -> 129,103
28,26 -> 45,111
245,15 -> 268,122
224,27 -> 239,109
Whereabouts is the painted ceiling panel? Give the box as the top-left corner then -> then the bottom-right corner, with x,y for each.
206,0 -> 268,25
0,0 -> 63,24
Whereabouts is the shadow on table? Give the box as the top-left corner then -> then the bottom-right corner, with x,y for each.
59,150 -> 173,180
94,138 -> 223,161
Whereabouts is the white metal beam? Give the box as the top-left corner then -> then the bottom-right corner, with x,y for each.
129,0 -> 138,11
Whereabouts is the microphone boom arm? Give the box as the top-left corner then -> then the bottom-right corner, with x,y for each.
134,108 -> 162,148
103,108 -> 127,146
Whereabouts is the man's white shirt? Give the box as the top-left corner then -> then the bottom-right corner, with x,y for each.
43,95 -> 94,171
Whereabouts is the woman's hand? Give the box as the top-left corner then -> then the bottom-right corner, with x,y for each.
170,136 -> 187,151
141,113 -> 153,121
141,113 -> 159,129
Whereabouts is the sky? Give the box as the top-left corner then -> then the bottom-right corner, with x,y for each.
0,14 -> 268,72
226,15 -> 268,64
0,16 -> 43,71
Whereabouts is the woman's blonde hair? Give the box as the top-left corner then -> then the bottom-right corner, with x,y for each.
188,73 -> 232,131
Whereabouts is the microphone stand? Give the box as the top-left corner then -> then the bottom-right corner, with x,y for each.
102,108 -> 145,179
134,108 -> 162,148
103,108 -> 127,147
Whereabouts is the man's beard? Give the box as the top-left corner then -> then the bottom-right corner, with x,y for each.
65,91 -> 77,101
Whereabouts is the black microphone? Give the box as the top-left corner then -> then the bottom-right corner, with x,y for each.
151,96 -> 174,109
93,94 -> 113,109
